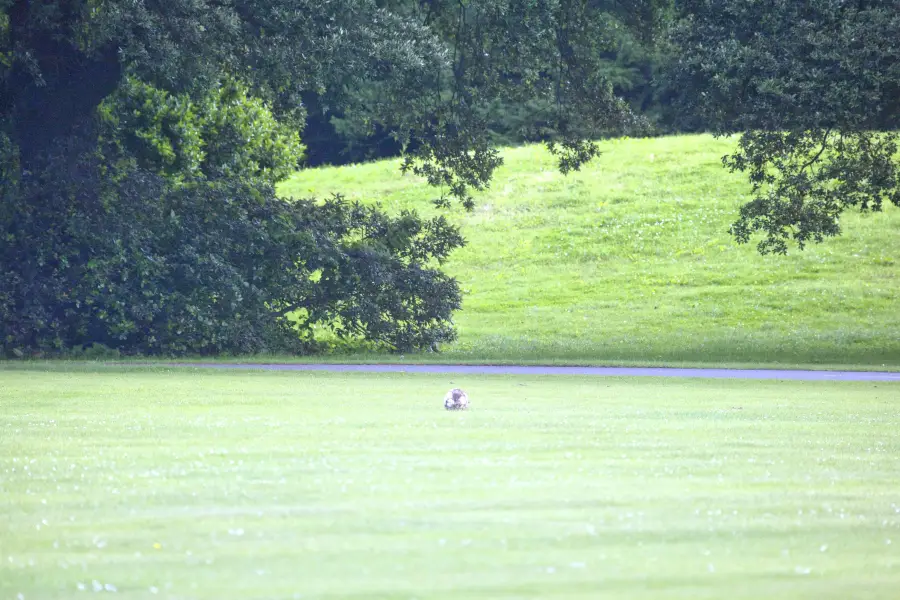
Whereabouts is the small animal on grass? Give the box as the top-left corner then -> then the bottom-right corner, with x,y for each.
444,388 -> 469,411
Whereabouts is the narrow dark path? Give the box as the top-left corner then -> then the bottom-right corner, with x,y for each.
168,363 -> 900,381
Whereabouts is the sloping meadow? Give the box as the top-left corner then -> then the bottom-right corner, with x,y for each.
281,135 -> 900,366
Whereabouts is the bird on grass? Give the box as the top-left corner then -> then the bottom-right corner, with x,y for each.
444,388 -> 469,411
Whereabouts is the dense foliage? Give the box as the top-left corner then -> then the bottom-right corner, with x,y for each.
99,77 -> 306,185
2,0 -> 663,356
0,0 -> 469,355
2,0 -> 896,357
669,0 -> 900,253
307,1 -> 673,164
1,89 -> 463,355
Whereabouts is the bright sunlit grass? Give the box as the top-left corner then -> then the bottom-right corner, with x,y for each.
280,134 -> 900,367
2,366 -> 899,599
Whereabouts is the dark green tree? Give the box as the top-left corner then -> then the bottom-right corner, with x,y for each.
1,73 -> 465,355
305,1 -> 676,164
1,0 -> 664,356
668,0 -> 900,254
1,0 -> 462,355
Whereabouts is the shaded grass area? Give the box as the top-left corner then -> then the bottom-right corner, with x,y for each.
281,134 -> 900,367
2,366 -> 899,599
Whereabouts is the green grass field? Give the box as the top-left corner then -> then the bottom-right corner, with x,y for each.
281,134 -> 900,367
3,366 -> 899,599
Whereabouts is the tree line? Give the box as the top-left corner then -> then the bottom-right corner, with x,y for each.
2,0 -> 898,357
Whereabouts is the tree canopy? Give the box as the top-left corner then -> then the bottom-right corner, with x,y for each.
2,0 -> 662,203
1,0 -> 663,356
2,0 -> 897,357
669,0 -> 900,253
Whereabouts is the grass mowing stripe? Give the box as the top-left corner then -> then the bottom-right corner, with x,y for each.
2,368 -> 899,599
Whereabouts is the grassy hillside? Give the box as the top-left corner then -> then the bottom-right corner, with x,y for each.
280,135 -> 900,367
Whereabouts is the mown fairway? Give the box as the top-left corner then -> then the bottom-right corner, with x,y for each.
2,366 -> 899,599
281,134 -> 900,367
